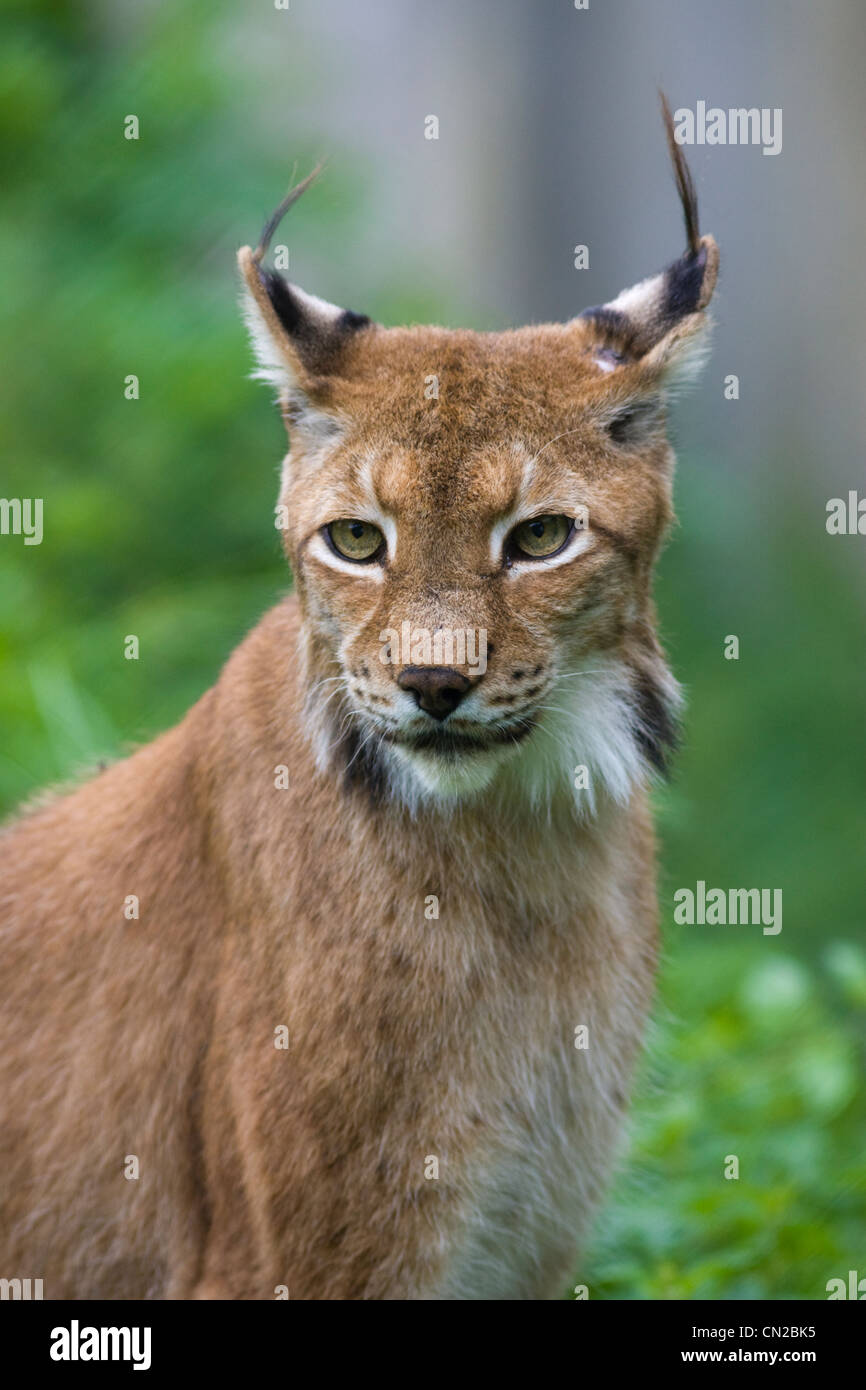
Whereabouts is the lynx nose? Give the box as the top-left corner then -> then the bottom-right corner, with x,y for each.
397,666 -> 472,721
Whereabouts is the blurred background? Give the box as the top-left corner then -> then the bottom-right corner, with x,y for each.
1,0 -> 864,1298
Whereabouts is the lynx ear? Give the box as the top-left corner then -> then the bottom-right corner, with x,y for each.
578,93 -> 719,387
238,166 -> 373,415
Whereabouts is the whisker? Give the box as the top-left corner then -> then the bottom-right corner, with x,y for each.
343,722 -> 381,774
309,674 -> 347,692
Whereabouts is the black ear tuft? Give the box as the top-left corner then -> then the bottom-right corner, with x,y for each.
253,162 -> 326,262
577,98 -> 718,365
239,166 -> 375,392
659,89 -> 700,258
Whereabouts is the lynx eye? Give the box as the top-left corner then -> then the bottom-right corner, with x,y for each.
508,514 -> 573,561
326,519 -> 385,563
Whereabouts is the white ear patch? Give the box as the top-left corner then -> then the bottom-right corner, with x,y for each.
606,269 -> 667,325
240,282 -> 346,395
241,281 -> 347,465
240,286 -> 295,394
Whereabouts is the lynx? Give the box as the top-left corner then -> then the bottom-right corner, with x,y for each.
0,100 -> 717,1299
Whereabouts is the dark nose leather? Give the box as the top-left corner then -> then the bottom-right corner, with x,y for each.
397,666 -> 472,720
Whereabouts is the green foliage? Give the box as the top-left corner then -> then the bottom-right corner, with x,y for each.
580,940 -> 866,1299
2,0 -> 863,1302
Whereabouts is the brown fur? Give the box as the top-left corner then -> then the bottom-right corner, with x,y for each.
0,114 -> 717,1299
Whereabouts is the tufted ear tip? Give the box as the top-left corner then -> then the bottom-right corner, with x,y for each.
238,171 -> 374,402
576,97 -> 718,377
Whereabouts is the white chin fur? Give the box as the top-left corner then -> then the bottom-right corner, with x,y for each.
374,657 -> 666,817
386,741 -> 514,806
306,650 -> 676,818
498,661 -> 646,819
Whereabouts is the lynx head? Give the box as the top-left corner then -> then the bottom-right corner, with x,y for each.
238,99 -> 718,815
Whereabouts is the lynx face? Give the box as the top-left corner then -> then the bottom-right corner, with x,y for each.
240,143 -> 717,811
